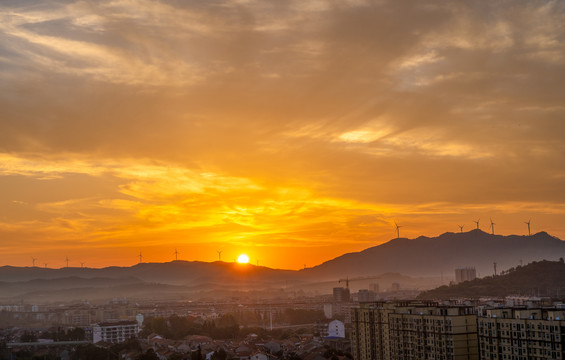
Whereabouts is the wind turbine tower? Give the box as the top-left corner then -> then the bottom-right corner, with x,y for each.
138,251 -> 143,264
493,262 -> 497,276
80,262 -> 85,268
174,248 -> 179,261
524,219 -> 531,236
490,218 -> 495,235
458,225 -> 464,233
474,219 -> 480,230
31,257 -> 37,267
217,250 -> 222,261
394,222 -> 402,239
65,256 -> 70,268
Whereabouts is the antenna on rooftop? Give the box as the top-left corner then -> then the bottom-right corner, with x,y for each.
473,218 -> 480,230
524,219 -> 531,236
490,218 -> 495,235
394,222 -> 402,239
458,225 -> 464,233
31,257 -> 37,267
138,251 -> 143,264
174,248 -> 179,261
65,256 -> 70,268
217,250 -> 222,261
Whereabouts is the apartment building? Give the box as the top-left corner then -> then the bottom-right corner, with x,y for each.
92,320 -> 139,344
351,302 -> 394,360
455,268 -> 477,283
478,308 -> 565,360
352,302 -> 478,360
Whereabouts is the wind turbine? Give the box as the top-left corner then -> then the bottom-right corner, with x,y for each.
217,250 -> 222,261
31,257 -> 37,267
138,251 -> 143,264
44,263 -> 48,269
490,218 -> 495,235
174,248 -> 179,261
458,225 -> 464,233
394,222 -> 402,239
473,219 -> 480,230
80,262 -> 85,268
65,256 -> 70,268
524,219 -> 531,236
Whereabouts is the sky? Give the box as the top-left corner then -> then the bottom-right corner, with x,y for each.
0,0 -> 564,270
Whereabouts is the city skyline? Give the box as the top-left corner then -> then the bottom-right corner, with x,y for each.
0,1 -> 564,270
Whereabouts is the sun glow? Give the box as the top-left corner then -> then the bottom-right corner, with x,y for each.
237,254 -> 249,264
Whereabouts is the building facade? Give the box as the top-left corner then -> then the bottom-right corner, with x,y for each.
358,289 -> 377,302
92,320 -> 139,343
333,287 -> 351,303
478,308 -> 565,360
455,268 -> 477,283
328,319 -> 346,338
352,302 -> 478,360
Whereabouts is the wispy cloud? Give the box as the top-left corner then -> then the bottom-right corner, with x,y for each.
0,0 -> 564,268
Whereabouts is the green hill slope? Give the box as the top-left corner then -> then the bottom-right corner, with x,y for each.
418,260 -> 565,300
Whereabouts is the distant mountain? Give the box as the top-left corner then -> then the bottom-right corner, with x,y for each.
302,230 -> 565,278
0,260 -> 296,285
0,261 -> 302,301
1,230 -> 564,302
418,260 -> 565,299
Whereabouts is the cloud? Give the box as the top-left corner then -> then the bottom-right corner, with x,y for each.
0,0 -> 564,267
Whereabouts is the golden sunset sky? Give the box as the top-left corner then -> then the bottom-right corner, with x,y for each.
1,0 -> 564,269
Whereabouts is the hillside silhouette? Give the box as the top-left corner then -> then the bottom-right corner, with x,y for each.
418,260 -> 565,299
1,230 -> 564,301
303,230 -> 565,278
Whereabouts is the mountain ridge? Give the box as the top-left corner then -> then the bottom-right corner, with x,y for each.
303,229 -> 564,278
0,230 -> 563,301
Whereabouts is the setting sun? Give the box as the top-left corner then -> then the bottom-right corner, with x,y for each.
237,254 -> 249,264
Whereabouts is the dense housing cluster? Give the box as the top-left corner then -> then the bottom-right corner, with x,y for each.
351,302 -> 565,360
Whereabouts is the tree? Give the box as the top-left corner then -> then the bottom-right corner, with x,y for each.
285,352 -> 302,360
72,344 -> 117,360
136,349 -> 159,360
20,330 -> 37,342
211,348 -> 227,360
191,345 -> 203,360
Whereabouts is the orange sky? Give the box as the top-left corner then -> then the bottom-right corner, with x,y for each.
0,0 -> 564,270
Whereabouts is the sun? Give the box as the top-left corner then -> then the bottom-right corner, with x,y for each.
237,254 -> 249,264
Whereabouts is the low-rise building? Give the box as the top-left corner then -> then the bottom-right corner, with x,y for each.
92,320 -> 139,344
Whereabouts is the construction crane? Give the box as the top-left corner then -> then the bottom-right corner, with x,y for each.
338,275 -> 383,289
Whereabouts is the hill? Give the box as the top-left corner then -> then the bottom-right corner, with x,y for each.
0,260 -> 296,285
1,230 -> 564,302
0,261 -> 304,302
417,260 -> 565,299
303,230 -> 565,278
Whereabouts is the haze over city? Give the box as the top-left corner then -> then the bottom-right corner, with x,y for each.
1,0 -> 564,270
